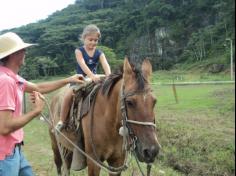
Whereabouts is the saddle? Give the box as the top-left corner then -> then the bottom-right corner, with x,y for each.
64,81 -> 102,171
66,80 -> 102,132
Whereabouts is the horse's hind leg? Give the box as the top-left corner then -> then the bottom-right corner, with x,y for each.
50,131 -> 65,176
53,146 -> 73,176
63,150 -> 73,176
54,150 -> 62,176
53,145 -> 62,175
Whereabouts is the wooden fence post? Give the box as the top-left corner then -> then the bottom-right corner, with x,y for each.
172,83 -> 179,104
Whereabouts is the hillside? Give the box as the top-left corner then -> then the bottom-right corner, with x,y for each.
1,0 -> 235,79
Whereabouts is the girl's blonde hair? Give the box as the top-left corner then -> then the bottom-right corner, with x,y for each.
80,24 -> 101,42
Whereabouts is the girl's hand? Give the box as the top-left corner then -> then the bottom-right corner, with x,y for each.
69,74 -> 85,84
90,74 -> 101,83
30,91 -> 45,113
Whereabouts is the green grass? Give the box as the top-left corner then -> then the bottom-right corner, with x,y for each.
154,84 -> 235,176
22,73 -> 235,176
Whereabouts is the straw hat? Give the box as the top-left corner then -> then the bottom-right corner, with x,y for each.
0,32 -> 36,60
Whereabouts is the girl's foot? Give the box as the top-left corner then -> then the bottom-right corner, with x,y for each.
55,120 -> 64,131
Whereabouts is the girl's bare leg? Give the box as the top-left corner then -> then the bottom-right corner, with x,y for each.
56,88 -> 74,131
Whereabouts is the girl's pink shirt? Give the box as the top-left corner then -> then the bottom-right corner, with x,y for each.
0,65 -> 26,160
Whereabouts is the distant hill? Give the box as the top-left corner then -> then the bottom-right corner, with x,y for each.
1,0 -> 235,79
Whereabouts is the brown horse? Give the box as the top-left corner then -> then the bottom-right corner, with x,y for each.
49,58 -> 160,176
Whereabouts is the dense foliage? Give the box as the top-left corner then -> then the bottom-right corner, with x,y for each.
1,0 -> 235,79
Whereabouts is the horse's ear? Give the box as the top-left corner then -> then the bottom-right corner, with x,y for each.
142,59 -> 152,82
123,57 -> 135,83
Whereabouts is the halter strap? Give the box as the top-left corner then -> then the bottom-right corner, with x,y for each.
120,81 -> 156,130
126,119 -> 156,128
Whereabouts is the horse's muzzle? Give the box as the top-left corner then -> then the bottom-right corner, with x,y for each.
142,144 -> 159,163
135,139 -> 160,163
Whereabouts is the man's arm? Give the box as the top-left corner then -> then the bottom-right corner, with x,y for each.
25,74 -> 84,94
0,110 -> 40,135
0,92 -> 44,135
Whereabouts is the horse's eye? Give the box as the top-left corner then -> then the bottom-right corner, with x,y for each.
126,100 -> 136,108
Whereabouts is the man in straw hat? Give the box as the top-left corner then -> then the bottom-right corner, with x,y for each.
0,32 -> 84,175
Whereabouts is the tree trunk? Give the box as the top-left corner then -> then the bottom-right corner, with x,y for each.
101,0 -> 104,8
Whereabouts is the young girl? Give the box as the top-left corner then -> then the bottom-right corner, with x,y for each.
56,24 -> 111,131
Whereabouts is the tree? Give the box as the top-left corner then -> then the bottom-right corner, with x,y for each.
8,0 -> 235,73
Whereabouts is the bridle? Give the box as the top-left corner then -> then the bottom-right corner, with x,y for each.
120,80 -> 157,140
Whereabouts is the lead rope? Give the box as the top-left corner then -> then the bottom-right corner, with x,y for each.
147,164 -> 152,176
41,96 -> 70,176
40,96 -> 130,175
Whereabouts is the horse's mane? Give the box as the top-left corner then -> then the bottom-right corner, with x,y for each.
101,65 -> 147,97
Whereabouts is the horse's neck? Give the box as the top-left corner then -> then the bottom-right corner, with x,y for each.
111,79 -> 123,115
99,79 -> 123,129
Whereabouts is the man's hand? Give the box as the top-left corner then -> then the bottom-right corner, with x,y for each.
30,91 -> 45,114
68,74 -> 85,84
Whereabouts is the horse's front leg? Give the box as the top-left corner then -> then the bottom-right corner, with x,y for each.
107,158 -> 124,176
87,159 -> 101,176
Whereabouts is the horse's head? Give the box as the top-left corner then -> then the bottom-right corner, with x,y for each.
122,58 -> 160,164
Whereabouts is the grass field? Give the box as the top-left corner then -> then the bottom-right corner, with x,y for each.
22,73 -> 235,176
